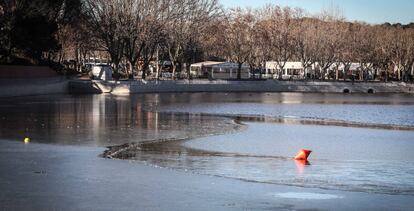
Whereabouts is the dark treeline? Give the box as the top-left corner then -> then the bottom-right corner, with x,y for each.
0,0 -> 82,64
0,0 -> 413,81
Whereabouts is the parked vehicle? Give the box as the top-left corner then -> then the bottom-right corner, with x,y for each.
90,65 -> 113,81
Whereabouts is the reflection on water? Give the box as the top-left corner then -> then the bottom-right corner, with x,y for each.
160,103 -> 414,127
0,94 -> 238,145
295,160 -> 310,174
1,92 -> 414,195
157,93 -> 414,127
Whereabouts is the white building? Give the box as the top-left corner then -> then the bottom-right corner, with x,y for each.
191,61 -> 251,79
329,63 -> 365,72
265,61 -> 370,79
265,62 -> 308,79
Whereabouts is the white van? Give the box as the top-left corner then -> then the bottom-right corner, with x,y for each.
91,65 -> 112,81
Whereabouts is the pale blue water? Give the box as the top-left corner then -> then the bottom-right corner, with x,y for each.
181,123 -> 414,195
159,102 -> 414,127
1,93 -> 414,195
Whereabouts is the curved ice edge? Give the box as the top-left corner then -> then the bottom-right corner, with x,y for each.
102,137 -> 292,161
102,118 -> 247,159
101,112 -> 414,196
150,111 -> 414,131
103,147 -> 414,196
102,136 -> 414,196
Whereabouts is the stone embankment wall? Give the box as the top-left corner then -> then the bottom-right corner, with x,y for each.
69,80 -> 414,94
1,79 -> 412,98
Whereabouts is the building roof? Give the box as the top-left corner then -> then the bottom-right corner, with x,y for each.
266,61 -> 371,71
191,61 -> 249,69
191,61 -> 225,67
266,61 -> 303,69
330,63 -> 367,71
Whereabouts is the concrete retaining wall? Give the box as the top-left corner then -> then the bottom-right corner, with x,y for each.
0,77 -> 69,98
2,79 -> 412,98
69,80 -> 414,94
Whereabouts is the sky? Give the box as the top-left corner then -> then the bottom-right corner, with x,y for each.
220,0 -> 414,24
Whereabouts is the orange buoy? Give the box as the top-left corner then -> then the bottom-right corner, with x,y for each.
294,149 -> 312,161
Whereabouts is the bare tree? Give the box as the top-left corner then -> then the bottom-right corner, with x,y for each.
254,17 -> 273,76
121,0 -> 171,79
352,23 -> 376,81
165,0 -> 220,79
266,6 -> 297,79
199,17 -> 226,60
222,8 -> 254,80
393,28 -> 414,81
295,17 -> 319,79
56,1 -> 414,83
404,29 -> 414,81
313,20 -> 342,80
245,9 -> 263,76
84,0 -> 126,74
335,22 -> 357,81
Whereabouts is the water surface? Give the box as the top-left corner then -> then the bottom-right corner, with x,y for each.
1,92 -> 414,195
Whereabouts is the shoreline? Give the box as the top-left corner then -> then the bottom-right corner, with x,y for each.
0,78 -> 413,98
71,79 -> 414,95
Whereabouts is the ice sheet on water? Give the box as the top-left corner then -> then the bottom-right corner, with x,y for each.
274,192 -> 343,200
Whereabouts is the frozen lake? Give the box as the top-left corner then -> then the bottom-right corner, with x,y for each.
1,92 -> 413,195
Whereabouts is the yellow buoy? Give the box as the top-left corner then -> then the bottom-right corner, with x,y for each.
24,137 -> 30,144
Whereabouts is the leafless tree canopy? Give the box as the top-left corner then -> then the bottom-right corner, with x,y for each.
3,1 -> 412,81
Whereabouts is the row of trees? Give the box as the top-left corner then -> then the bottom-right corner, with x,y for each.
82,0 -> 221,79
1,1 -> 413,81
216,6 -> 414,81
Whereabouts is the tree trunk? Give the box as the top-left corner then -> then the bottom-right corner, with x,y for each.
344,67 -> 349,81
172,62 -> 176,80
303,66 -> 307,80
335,69 -> 339,81
125,62 -> 131,79
141,64 -> 147,80
385,70 -> 388,83
186,63 -> 192,79
237,63 -> 242,80
398,67 -> 401,81
250,64 -> 255,79
128,60 -> 136,79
